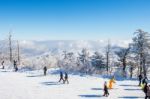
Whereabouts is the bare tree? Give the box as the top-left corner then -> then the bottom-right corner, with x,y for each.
17,40 -> 20,65
106,40 -> 111,74
9,31 -> 12,62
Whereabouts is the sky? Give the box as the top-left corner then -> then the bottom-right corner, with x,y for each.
0,0 -> 150,40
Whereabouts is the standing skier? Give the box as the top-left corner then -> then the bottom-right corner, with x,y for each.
147,85 -> 150,99
143,83 -> 148,99
103,81 -> 109,97
109,76 -> 116,89
58,71 -> 64,83
143,77 -> 148,85
14,60 -> 18,72
63,72 -> 69,84
43,66 -> 47,76
138,74 -> 143,86
1,61 -> 4,69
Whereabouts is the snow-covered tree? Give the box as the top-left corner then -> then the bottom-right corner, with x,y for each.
78,48 -> 91,73
131,29 -> 150,77
60,51 -> 76,71
115,47 -> 130,76
91,51 -> 105,70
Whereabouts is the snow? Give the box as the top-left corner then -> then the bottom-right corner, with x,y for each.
0,69 -> 145,99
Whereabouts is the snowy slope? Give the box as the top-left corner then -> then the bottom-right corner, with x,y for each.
0,69 -> 144,99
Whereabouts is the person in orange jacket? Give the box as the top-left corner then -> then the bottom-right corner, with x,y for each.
109,76 -> 116,89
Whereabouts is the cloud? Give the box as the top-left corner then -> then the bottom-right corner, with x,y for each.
5,39 -> 132,57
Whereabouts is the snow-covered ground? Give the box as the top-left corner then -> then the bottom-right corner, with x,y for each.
0,69 -> 145,99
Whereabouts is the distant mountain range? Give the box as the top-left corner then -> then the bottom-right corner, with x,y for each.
0,40 -> 132,57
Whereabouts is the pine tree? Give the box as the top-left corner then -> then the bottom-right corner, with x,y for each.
91,51 -> 105,70
78,48 -> 90,73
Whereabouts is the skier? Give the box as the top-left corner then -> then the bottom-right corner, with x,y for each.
14,60 -> 18,72
103,81 -> 109,97
143,77 -> 148,85
1,61 -> 4,69
43,66 -> 47,76
138,74 -> 143,86
143,83 -> 148,99
147,85 -> 150,99
63,72 -> 69,84
58,71 -> 64,83
108,76 -> 116,89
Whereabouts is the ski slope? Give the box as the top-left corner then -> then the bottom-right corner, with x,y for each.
0,69 -> 145,99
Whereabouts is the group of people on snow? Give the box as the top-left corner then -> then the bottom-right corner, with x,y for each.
1,60 -> 69,85
42,67 -> 69,84
139,74 -> 150,99
1,61 -> 150,98
1,60 -> 18,72
103,76 -> 116,97
103,75 -> 150,98
59,71 -> 69,84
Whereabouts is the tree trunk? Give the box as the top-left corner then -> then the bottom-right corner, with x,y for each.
130,66 -> 133,78
9,33 -> 12,62
143,58 -> 146,77
106,52 -> 109,74
122,58 -> 126,77
140,53 -> 143,75
17,41 -> 20,65
123,58 -> 126,71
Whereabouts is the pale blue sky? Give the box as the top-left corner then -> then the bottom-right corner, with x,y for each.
0,0 -> 150,40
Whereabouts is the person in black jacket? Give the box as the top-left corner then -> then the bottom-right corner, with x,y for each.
103,81 -> 109,97
147,85 -> 150,99
143,77 -> 148,85
14,60 -> 18,72
43,66 -> 47,76
1,61 -> 4,69
59,71 -> 64,83
138,74 -> 143,86
63,72 -> 69,84
143,83 -> 148,99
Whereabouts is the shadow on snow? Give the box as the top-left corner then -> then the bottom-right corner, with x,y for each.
0,70 -> 9,72
91,88 -> 103,90
26,75 -> 44,77
79,95 -> 103,98
124,89 -> 141,91
41,81 -> 61,86
118,96 -> 144,98
120,84 -> 138,87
